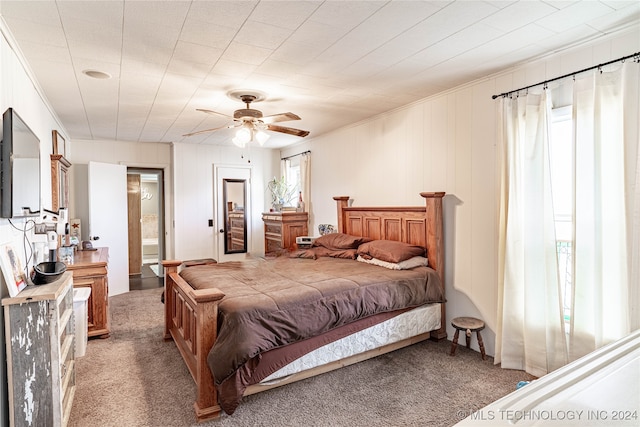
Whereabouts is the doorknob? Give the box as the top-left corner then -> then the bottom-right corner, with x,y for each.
90,236 -> 100,240
219,229 -> 224,233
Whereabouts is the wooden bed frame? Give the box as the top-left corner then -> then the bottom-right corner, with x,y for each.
162,192 -> 446,422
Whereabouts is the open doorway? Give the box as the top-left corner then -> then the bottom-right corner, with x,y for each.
127,168 -> 165,283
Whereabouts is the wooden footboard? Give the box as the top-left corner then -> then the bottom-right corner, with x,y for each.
162,260 -> 224,422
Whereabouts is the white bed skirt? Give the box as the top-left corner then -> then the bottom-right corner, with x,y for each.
261,302 -> 441,384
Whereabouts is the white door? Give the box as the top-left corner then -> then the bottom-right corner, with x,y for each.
215,165 -> 251,263
88,161 -> 129,296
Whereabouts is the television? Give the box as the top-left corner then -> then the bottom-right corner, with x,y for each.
1,108 -> 40,218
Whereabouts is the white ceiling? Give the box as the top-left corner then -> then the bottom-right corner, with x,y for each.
1,1 -> 638,148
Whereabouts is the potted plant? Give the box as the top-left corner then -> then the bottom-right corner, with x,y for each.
266,176 -> 296,211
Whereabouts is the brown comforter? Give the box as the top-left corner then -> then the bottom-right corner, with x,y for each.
179,256 -> 444,414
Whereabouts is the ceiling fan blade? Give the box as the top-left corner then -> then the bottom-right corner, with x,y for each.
183,124 -> 233,137
261,112 -> 301,124
196,108 -> 233,120
267,124 -> 310,138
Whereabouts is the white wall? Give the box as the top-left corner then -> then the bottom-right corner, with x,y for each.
0,19 -> 68,426
70,139 -> 278,263
172,143 -> 279,261
68,139 -> 172,257
282,28 -> 640,357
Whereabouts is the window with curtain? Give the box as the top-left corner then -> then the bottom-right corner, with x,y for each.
284,156 -> 301,195
549,106 -> 574,327
282,153 -> 311,210
496,59 -> 640,377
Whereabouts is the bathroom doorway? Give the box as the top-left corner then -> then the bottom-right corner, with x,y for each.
127,168 -> 164,280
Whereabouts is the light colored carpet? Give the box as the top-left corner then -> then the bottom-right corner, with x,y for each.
68,288 -> 534,427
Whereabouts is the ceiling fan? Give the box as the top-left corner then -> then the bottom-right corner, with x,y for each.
184,93 -> 310,146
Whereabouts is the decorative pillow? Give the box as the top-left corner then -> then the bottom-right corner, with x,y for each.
357,240 -> 425,263
356,255 -> 428,270
318,224 -> 336,235
312,233 -> 371,250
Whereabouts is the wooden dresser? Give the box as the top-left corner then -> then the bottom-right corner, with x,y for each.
228,211 -> 246,251
3,272 -> 75,427
66,247 -> 110,338
262,212 -> 308,256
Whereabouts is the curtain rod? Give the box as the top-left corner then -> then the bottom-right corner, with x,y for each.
281,150 -> 311,161
491,52 -> 640,100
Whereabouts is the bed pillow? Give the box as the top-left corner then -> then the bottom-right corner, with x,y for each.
312,233 -> 370,250
356,255 -> 428,270
312,246 -> 358,259
289,247 -> 358,259
357,240 -> 426,263
288,249 -> 317,259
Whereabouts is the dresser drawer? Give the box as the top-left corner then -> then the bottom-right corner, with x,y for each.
266,237 -> 282,253
264,222 -> 282,234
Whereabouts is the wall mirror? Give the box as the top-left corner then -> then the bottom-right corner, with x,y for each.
223,179 -> 247,254
1,108 -> 41,218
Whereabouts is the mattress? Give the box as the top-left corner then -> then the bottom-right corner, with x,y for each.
261,302 -> 442,383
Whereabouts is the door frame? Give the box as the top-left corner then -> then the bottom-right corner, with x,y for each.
127,174 -> 142,275
127,167 -> 165,274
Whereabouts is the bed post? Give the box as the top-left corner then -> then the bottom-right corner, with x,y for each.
334,196 -> 349,233
162,260 -> 182,340
191,289 -> 224,422
420,192 -> 447,340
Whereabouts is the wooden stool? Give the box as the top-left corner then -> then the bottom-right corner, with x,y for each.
450,317 -> 486,360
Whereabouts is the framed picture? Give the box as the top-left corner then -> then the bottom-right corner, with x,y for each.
52,130 -> 66,157
0,244 -> 27,297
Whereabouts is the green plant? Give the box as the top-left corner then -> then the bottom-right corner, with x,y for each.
266,176 -> 296,207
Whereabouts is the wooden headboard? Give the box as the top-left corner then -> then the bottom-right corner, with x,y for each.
334,192 -> 446,340
334,192 -> 445,277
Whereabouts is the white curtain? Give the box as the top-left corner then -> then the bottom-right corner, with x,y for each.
300,153 -> 311,211
570,61 -> 639,359
497,60 -> 640,376
496,91 -> 569,377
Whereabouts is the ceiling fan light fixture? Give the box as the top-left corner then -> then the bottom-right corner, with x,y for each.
232,136 -> 247,148
255,130 -> 270,146
236,127 -> 252,144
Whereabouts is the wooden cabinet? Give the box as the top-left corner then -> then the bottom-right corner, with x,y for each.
262,212 -> 308,256
66,247 -> 110,338
3,272 -> 76,427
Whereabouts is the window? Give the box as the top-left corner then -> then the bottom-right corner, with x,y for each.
283,157 -> 301,200
549,106 -> 574,326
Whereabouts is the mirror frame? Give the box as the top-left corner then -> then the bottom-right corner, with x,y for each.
51,154 -> 71,212
223,178 -> 247,254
